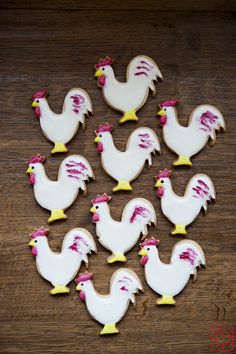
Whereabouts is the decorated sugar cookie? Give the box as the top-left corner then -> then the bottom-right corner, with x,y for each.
155,169 -> 215,235
75,269 -> 142,335
157,100 -> 226,166
94,123 -> 160,192
31,88 -> 93,154
139,238 -> 205,305
28,227 -> 96,295
94,56 -> 162,123
90,194 -> 156,263
26,154 -> 94,222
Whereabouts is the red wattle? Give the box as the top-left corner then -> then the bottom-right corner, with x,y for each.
32,247 -> 37,257
156,187 -> 164,198
159,115 -> 167,126
92,213 -> 100,223
140,256 -> 148,266
34,107 -> 41,119
97,142 -> 103,153
29,173 -> 36,185
79,291 -> 86,301
98,75 -> 106,87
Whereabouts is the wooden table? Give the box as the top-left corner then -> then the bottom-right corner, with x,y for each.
0,1 -> 235,353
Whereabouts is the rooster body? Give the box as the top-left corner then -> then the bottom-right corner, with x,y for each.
28,227 -> 96,295
95,56 -> 162,123
139,238 -> 205,304
32,89 -> 92,153
155,169 -> 215,235
76,269 -> 142,335
26,154 -> 94,222
94,124 -> 160,191
90,194 -> 156,263
158,100 -> 226,166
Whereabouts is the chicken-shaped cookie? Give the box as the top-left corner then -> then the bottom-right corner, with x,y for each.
155,169 -> 215,235
157,100 -> 226,166
75,269 -> 142,335
26,154 -> 94,222
139,238 -> 205,305
90,194 -> 156,263
28,227 -> 96,295
94,123 -> 160,192
94,56 -> 162,123
32,89 -> 93,154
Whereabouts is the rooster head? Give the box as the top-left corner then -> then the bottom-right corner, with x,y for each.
90,193 -> 112,223
94,123 -> 113,153
139,238 -> 160,266
75,273 -> 93,301
28,227 -> 49,257
154,168 -> 172,198
26,154 -> 45,185
31,90 -> 48,119
94,57 -> 114,87
157,99 -> 179,126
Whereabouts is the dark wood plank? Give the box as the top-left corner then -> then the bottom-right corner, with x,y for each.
0,4 -> 235,354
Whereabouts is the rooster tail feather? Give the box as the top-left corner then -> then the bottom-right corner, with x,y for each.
63,88 -> 93,125
188,174 -> 215,211
110,269 -> 143,303
62,228 -> 96,261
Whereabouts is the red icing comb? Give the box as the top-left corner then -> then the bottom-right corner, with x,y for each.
160,99 -> 179,107
155,168 -> 172,179
95,57 -> 114,69
32,90 -> 48,99
27,154 -> 45,164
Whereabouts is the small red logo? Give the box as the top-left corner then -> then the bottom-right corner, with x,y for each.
210,324 -> 235,352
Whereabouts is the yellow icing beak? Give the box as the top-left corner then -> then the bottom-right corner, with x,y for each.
157,109 -> 165,116
76,284 -> 82,291
95,69 -> 103,77
26,166 -> 33,174
94,136 -> 100,143
28,239 -> 35,247
32,100 -> 38,108
155,179 -> 163,188
90,207 -> 97,214
139,249 -> 147,256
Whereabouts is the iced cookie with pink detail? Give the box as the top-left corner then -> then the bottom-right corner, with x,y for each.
139,238 -> 205,305
26,154 -> 94,223
28,227 -> 96,295
154,168 -> 215,235
94,123 -> 160,192
31,88 -> 93,154
94,56 -> 162,123
90,193 -> 156,263
157,100 -> 226,166
75,269 -> 143,335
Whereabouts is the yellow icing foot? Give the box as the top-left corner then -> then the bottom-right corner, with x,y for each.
171,225 -> 187,235
156,296 -> 176,305
173,156 -> 192,166
119,109 -> 138,124
100,323 -> 119,335
48,209 -> 67,223
50,285 -> 70,295
51,142 -> 68,154
107,253 -> 127,263
112,181 -> 132,192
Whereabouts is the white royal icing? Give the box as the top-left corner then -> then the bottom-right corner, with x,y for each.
140,239 -> 205,299
92,196 -> 156,261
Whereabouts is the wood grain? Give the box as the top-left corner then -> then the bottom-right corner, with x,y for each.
0,2 -> 235,353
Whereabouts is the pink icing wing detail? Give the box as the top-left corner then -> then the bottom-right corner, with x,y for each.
199,111 -> 218,132
118,276 -> 132,292
192,179 -> 209,199
179,248 -> 197,265
134,71 -> 148,77
66,160 -> 88,181
140,60 -> 154,69
70,94 -> 85,115
130,206 -> 151,223
138,133 -> 152,149
69,235 -> 89,254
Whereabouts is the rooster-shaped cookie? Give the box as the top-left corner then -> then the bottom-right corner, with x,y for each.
26,154 -> 94,222
139,238 -> 205,305
28,227 -> 96,295
32,89 -> 93,153
94,123 -> 160,191
157,100 -> 226,166
90,194 -> 156,263
75,269 -> 142,335
94,56 -> 162,123
155,169 -> 215,235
